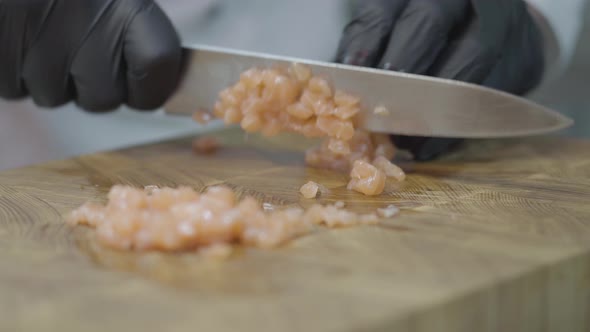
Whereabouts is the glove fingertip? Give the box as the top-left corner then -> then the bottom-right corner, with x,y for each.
124,2 -> 182,111
75,95 -> 123,113
126,47 -> 181,110
29,82 -> 75,109
391,135 -> 463,161
0,85 -> 28,100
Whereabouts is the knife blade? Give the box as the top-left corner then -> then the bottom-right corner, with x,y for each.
164,45 -> 573,138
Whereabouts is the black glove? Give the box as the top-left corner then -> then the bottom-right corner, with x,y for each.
0,0 -> 182,112
336,0 -> 546,161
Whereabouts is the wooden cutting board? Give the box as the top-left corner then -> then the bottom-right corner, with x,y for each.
1,128 -> 589,332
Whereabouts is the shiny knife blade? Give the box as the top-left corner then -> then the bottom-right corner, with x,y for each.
164,45 -> 573,138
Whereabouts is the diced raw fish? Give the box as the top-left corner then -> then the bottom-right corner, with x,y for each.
300,181 -> 320,199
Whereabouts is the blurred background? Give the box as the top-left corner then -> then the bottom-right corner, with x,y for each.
529,3 -> 590,138
0,0 -> 588,171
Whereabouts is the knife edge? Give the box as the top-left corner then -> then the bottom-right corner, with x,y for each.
164,44 -> 573,138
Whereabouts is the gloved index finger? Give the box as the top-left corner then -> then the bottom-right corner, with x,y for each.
379,0 -> 469,74
335,0 -> 409,67
124,2 -> 182,111
378,0 -> 469,74
428,14 -> 502,84
470,0 -> 514,47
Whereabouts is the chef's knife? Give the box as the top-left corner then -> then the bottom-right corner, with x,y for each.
164,45 -> 573,138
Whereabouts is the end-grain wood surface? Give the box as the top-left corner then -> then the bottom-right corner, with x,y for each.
1,128 -> 589,332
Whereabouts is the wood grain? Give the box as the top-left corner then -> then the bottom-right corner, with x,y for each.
1,128 -> 590,332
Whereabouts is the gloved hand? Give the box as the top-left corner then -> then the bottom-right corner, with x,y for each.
0,0 -> 182,112
336,0 -> 546,161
